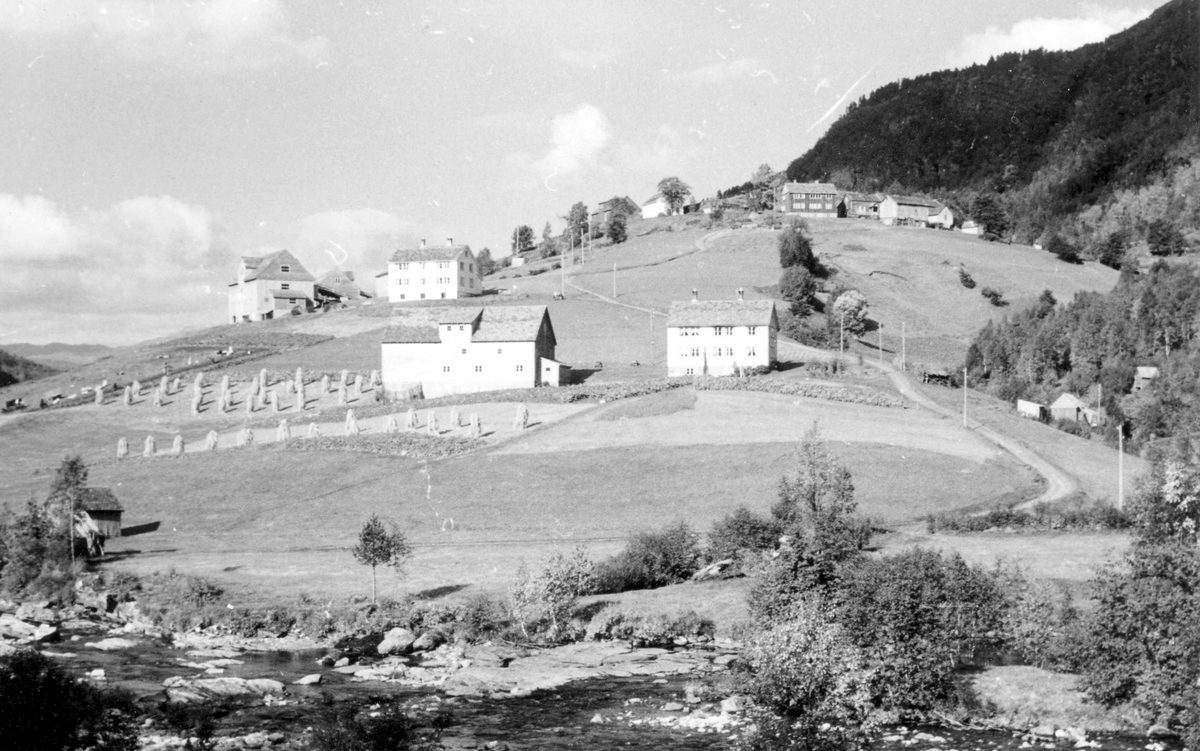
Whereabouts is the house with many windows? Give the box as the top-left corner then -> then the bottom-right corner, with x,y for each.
227,249 -> 317,323
387,239 -> 481,302
665,290 -> 778,377
380,305 -> 567,398
777,182 -> 840,217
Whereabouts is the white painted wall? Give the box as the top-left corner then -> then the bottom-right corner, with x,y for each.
666,325 -> 775,377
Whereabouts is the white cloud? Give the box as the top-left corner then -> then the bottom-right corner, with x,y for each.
946,5 -> 1152,68
294,209 -> 416,279
532,104 -> 612,182
0,0 -> 329,72
0,193 -> 229,345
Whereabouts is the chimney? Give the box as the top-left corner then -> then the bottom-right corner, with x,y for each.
420,238 -> 426,249
691,288 -> 698,303
737,288 -> 744,301
447,237 -> 453,246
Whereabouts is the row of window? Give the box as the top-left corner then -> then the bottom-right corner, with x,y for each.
395,277 -> 477,288
440,365 -> 525,373
679,347 -> 757,357
678,326 -> 758,336
458,347 -> 508,355
395,261 -> 476,272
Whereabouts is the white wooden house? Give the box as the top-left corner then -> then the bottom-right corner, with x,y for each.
227,250 -> 317,323
879,195 -> 942,225
665,290 -> 777,377
387,239 -> 481,302
380,306 -> 567,398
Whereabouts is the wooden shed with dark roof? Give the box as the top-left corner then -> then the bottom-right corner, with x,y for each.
78,488 -> 123,539
380,305 -> 563,397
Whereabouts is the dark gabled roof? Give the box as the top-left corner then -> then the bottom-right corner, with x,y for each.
389,245 -> 472,263
472,306 -> 553,344
241,250 -> 315,283
381,325 -> 442,344
843,192 -> 883,203
315,269 -> 370,300
380,306 -> 553,346
886,194 -> 941,208
269,289 -> 311,300
78,488 -> 122,512
666,299 -> 777,328
780,182 -> 839,195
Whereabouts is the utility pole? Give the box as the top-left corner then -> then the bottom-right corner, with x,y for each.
963,367 -> 968,428
1118,429 -> 1125,511
840,311 -> 845,356
878,324 -> 883,366
612,263 -> 617,298
901,322 -> 906,372
560,251 -> 565,297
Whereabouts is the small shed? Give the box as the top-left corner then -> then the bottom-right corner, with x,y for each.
78,488 -> 123,538
1017,399 -> 1046,421
1049,393 -> 1088,423
1133,366 -> 1160,393
541,358 -> 570,387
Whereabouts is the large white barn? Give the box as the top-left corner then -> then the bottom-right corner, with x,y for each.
387,239 -> 482,302
665,291 -> 778,377
380,306 -> 568,398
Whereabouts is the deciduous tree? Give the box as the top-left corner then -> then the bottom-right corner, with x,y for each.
606,213 -> 628,244
832,290 -> 869,336
510,225 -> 535,255
656,177 -> 691,215
352,515 -> 413,604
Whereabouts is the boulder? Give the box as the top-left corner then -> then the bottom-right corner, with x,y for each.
377,627 -> 417,656
412,631 -> 444,653
720,695 -> 748,713
31,624 -> 58,643
0,614 -> 38,640
293,674 -> 321,686
691,559 -> 737,582
16,602 -> 57,623
162,676 -> 285,704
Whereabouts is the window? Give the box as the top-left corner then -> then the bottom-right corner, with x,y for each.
420,293 -> 425,299
461,348 -> 467,354
421,279 -> 426,285
474,365 -> 482,372
459,325 -> 465,331
686,368 -> 695,375
398,263 -> 409,270
280,283 -> 290,290
440,292 -> 446,299
714,326 -> 732,336
399,294 -> 405,300
748,326 -> 757,335
469,264 -> 474,272
288,298 -> 297,305
747,347 -> 757,357
443,366 -> 450,372
497,348 -> 502,354
713,346 -> 722,356
516,365 -> 523,372
691,347 -> 700,357
280,264 -> 290,273
470,278 -> 475,287
459,261 -> 464,270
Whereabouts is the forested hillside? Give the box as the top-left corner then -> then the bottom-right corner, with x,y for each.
965,261 -> 1200,451
787,0 -> 1198,250
0,349 -> 59,388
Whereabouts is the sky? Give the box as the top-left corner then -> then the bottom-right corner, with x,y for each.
0,0 -> 1168,346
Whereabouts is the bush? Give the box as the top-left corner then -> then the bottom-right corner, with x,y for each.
592,522 -> 701,594
707,506 -> 781,563
778,222 -> 817,271
1046,234 -> 1081,264
925,496 -> 1129,533
779,266 -> 818,316
737,597 -> 876,751
584,605 -> 714,647
0,650 -> 139,751
510,547 -> 594,641
836,548 -> 1007,716
996,566 -> 1079,670
958,268 -> 976,289
980,287 -> 1007,306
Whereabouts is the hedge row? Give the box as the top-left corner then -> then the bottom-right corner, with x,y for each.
691,375 -> 906,408
279,433 -> 482,460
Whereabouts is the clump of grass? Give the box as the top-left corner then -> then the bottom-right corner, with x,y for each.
926,496 -> 1130,533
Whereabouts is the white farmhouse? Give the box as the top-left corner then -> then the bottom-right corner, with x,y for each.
380,306 -> 568,398
641,193 -> 671,219
387,238 -> 481,302
665,290 -> 778,377
227,250 -> 316,323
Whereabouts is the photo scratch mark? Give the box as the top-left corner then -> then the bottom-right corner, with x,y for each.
808,68 -> 873,132
26,54 -> 43,68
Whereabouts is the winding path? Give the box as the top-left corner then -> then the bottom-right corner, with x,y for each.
566,228 -> 1080,508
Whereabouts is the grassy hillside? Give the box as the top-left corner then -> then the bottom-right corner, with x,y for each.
3,342 -> 114,370
0,348 -> 59,388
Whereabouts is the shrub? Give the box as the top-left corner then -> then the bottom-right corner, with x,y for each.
980,287 -> 1006,306
1046,234 -> 1082,263
778,222 -> 817,271
584,604 -> 715,646
995,565 -> 1079,670
591,522 -> 701,594
737,597 -> 876,751
835,548 -> 1007,716
0,650 -> 139,751
706,505 -> 780,563
510,547 -> 594,641
779,266 -> 818,316
957,268 -> 976,289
